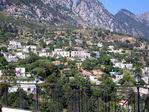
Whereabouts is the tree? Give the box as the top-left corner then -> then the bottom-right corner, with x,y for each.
7,89 -> 34,109
30,60 -> 60,79
0,54 -> 8,68
31,67 -> 46,77
0,46 -> 8,52
0,82 -> 9,105
40,40 -> 46,48
19,53 -> 40,64
120,69 -> 134,86
98,53 -> 112,65
98,74 -> 116,112
82,59 -> 97,70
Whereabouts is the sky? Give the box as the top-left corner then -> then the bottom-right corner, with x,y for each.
100,0 -> 149,15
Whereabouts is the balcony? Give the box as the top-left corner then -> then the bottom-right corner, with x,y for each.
0,84 -> 149,112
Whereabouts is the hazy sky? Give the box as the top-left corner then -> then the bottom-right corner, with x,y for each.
100,0 -> 149,15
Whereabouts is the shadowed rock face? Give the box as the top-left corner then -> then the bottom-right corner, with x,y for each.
0,0 -> 149,38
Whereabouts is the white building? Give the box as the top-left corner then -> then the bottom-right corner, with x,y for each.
114,62 -> 133,70
52,49 -> 70,58
0,70 -> 3,78
8,40 -> 22,50
38,48 -> 50,57
39,52 -> 50,57
142,76 -> 149,85
46,40 -> 53,45
75,39 -> 83,44
97,42 -> 103,48
142,67 -> 149,77
7,55 -> 18,62
133,87 -> 149,95
22,48 -> 29,53
108,49 -> 124,54
23,45 -> 37,54
111,59 -> 118,63
108,45 -> 114,50
113,75 -> 123,83
71,51 -> 91,60
125,64 -> 133,69
15,67 -> 26,77
9,80 -> 44,94
110,72 -> 123,83
16,52 -> 27,59
52,49 -> 91,60
89,75 -> 101,85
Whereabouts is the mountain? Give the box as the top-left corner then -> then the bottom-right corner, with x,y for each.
139,12 -> 149,21
138,12 -> 149,26
115,9 -> 149,38
0,0 -> 118,29
0,0 -> 149,38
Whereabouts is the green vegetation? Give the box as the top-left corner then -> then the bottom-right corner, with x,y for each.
0,26 -> 148,111
0,54 -> 8,69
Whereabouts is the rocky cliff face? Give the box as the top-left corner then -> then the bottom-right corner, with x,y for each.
0,0 -> 149,38
138,12 -> 149,26
115,9 -> 149,38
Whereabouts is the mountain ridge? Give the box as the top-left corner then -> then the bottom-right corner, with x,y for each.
0,0 -> 149,38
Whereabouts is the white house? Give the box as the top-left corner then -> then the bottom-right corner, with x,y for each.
142,76 -> 149,85
110,72 -> 123,83
0,70 -> 3,77
97,42 -> 103,48
8,40 -> 22,50
113,75 -> 123,83
89,75 -> 101,85
114,62 -> 125,69
39,52 -> 50,57
114,62 -> 133,70
16,52 -> 27,59
38,48 -> 50,57
9,80 -> 44,94
124,64 -> 133,70
142,67 -> 149,77
22,48 -> 29,53
108,45 -> 114,50
52,49 -> 70,58
133,87 -> 149,95
75,39 -> 83,45
108,48 -> 124,54
71,51 -> 91,60
52,49 -> 91,60
111,59 -> 118,63
6,55 -> 18,62
23,45 -> 37,54
46,40 -> 53,45
15,67 -> 26,77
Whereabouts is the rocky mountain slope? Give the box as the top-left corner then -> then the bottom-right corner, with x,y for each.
138,12 -> 149,26
0,0 -> 149,38
115,9 -> 149,38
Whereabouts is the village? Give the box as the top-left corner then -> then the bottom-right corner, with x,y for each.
0,31 -> 149,94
